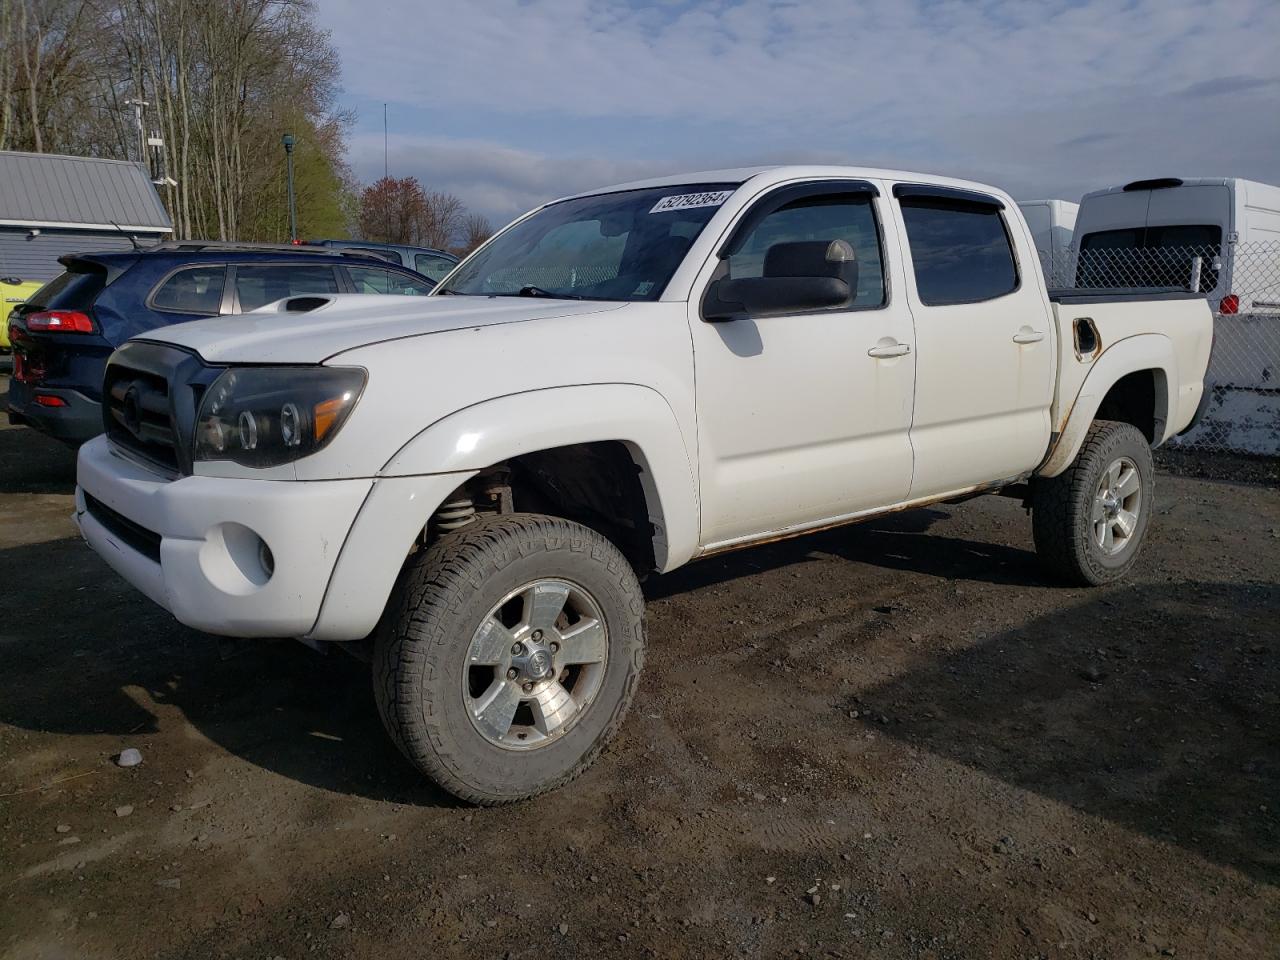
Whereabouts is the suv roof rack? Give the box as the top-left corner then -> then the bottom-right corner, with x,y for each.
147,240 -> 386,259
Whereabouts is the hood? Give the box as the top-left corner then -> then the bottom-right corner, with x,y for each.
137,294 -> 623,364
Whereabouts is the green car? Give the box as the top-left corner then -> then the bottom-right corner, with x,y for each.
1,276 -> 42,351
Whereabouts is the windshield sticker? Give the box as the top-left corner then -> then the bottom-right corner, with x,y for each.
649,190 -> 734,214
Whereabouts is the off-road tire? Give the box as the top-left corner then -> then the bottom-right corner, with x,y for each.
372,513 -> 646,804
1032,420 -> 1154,586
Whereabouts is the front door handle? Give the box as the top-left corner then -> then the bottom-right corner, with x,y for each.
867,341 -> 911,359
1013,328 -> 1045,344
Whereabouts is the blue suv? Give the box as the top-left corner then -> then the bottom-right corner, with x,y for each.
7,242 -> 436,445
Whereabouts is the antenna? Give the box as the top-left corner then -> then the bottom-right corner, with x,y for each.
384,103 -> 390,242
109,220 -> 141,251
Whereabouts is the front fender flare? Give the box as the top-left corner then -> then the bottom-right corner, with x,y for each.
1038,334 -> 1176,478
383,383 -> 700,572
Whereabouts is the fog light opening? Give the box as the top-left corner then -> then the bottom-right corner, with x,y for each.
258,539 -> 275,580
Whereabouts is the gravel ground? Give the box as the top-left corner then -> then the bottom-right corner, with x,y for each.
1,373 -> 1277,960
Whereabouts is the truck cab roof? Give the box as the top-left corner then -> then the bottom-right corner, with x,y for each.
559,164 -> 1014,204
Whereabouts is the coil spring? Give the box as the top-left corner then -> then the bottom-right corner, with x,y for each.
434,497 -> 476,531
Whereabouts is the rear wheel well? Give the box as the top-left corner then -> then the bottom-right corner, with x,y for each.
1095,369 -> 1163,443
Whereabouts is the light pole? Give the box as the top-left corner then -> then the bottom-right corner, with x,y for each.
124,98 -> 149,164
282,133 -> 298,242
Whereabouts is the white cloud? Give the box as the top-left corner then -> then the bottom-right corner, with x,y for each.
322,0 -> 1280,221
346,133 -> 677,224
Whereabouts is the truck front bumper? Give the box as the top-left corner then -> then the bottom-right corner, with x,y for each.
75,436 -> 374,638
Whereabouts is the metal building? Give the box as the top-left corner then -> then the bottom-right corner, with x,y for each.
0,150 -> 173,282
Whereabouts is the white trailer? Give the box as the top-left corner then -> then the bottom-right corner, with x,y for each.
1017,198 -> 1078,267
1074,176 -> 1280,455
1073,176 -> 1280,314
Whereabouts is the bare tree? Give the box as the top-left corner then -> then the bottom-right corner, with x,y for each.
1,0 -> 351,241
459,213 -> 493,255
419,190 -> 464,250
358,176 -> 426,245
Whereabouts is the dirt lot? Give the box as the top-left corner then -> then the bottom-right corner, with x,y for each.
2,371 -> 1277,960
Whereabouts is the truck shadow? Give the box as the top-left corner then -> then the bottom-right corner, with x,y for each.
647,505 -> 1053,600
1,536 -> 1276,879
0,419 -> 78,497
854,579 -> 1279,885
0,533 -> 459,808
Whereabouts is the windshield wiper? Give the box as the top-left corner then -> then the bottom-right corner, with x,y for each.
515,285 -> 584,300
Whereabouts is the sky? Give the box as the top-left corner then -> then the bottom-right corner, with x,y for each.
316,0 -> 1280,228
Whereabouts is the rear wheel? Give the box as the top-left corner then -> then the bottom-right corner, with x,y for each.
1032,420 -> 1154,586
373,513 -> 646,804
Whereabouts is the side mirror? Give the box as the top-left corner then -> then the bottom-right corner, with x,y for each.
705,276 -> 849,321
702,239 -> 858,322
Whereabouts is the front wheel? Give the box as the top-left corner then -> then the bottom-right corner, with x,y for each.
373,513 -> 646,804
1032,420 -> 1155,586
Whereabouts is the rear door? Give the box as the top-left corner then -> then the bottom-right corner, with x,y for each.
889,184 -> 1054,497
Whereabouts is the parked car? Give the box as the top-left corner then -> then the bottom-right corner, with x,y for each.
304,239 -> 459,282
7,242 -> 435,444
1073,176 -> 1280,313
1017,198 -> 1078,271
75,165 -> 1212,804
1,276 -> 42,351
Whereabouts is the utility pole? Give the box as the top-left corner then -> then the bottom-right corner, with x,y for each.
282,133 -> 298,242
124,98 -> 149,164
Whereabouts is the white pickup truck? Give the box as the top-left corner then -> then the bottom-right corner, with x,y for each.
75,165 -> 1213,803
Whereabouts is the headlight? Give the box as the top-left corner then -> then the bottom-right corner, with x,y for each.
194,366 -> 366,467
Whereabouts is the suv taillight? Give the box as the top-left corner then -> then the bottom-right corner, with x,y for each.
25,310 -> 96,333
1219,294 -> 1239,315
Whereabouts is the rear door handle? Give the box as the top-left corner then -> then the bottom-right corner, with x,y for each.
1013,328 -> 1045,344
867,341 -> 911,359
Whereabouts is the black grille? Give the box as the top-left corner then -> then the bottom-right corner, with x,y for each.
101,341 -> 221,476
84,493 -> 162,562
104,363 -> 179,471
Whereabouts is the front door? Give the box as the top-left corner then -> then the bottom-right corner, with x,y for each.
689,181 -> 917,548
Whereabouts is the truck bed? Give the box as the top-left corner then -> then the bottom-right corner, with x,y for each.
1048,288 -> 1208,305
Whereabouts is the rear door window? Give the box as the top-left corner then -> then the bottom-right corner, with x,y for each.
899,198 -> 1019,305
150,266 -> 226,315
414,253 -> 456,281
233,264 -> 340,311
345,265 -> 434,295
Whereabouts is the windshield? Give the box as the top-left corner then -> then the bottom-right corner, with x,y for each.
439,183 -> 739,301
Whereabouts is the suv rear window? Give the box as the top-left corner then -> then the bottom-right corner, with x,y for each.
346,265 -> 434,295
25,265 -> 107,312
1077,224 -> 1222,291
414,253 -> 456,281
348,247 -> 402,265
